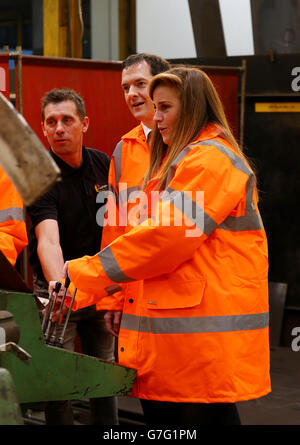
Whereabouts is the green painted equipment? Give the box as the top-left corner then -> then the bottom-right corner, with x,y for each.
0,368 -> 24,425
0,252 -> 136,424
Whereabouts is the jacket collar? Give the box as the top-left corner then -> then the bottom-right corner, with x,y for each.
192,122 -> 224,144
122,122 -> 223,144
122,123 -> 146,142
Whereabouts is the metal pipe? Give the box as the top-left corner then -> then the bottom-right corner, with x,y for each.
48,276 -> 71,345
56,287 -> 77,347
43,281 -> 62,341
239,59 -> 247,149
15,46 -> 30,286
41,288 -> 54,333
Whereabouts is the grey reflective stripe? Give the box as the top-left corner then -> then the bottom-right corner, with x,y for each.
166,139 -> 252,189
166,145 -> 192,185
106,183 -> 118,207
200,140 -> 257,211
199,140 -> 263,231
245,174 -> 256,212
199,140 -> 251,176
112,140 -> 123,188
98,246 -> 134,283
219,162 -> 262,231
0,207 -> 24,223
165,139 -> 262,232
108,183 -> 118,199
163,187 -> 217,236
120,311 -> 269,334
202,213 -> 218,236
219,212 -> 263,231
119,185 -> 142,206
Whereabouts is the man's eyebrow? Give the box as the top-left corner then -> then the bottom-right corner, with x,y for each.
121,77 -> 148,87
46,113 -> 73,120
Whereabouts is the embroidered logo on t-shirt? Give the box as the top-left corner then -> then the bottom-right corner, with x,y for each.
94,183 -> 108,193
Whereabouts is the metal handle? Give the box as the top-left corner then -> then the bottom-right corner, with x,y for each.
56,287 -> 77,347
48,277 -> 71,346
43,281 -> 62,341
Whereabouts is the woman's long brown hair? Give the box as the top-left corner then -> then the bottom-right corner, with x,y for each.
144,67 -> 253,190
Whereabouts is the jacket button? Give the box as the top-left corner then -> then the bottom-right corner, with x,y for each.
120,347 -> 124,352
129,298 -> 134,303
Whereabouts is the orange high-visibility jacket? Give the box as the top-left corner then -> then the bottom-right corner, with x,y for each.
0,166 -> 28,265
68,123 -> 270,403
98,123 -> 150,311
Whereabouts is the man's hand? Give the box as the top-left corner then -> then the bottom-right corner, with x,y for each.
47,280 -> 70,323
104,310 -> 122,337
48,279 -> 64,296
63,260 -> 69,279
47,261 -> 69,295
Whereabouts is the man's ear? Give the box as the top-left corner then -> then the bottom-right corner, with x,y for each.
41,122 -> 47,137
82,116 -> 89,133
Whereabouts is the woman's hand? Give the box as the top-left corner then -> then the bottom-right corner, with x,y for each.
104,310 -> 122,337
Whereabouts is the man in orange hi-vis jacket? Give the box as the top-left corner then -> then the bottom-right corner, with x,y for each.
99,54 -> 170,336
0,165 -> 27,266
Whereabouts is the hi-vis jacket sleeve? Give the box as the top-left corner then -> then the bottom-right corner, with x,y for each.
100,154 -> 122,249
0,166 -> 28,266
67,141 -> 253,310
98,149 -> 128,311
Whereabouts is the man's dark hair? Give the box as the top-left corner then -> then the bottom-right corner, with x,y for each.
122,53 -> 171,76
41,88 -> 86,121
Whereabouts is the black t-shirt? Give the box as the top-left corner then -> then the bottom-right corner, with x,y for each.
28,146 -> 110,281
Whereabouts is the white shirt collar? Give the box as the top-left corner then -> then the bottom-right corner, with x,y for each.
142,123 -> 152,140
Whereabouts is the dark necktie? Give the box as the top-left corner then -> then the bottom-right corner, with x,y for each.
147,130 -> 152,146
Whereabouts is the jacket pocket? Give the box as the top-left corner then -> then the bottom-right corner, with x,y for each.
143,277 -> 206,310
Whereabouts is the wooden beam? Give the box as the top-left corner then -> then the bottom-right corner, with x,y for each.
188,0 -> 226,57
119,0 -> 136,60
68,0 -> 83,58
43,0 -> 68,57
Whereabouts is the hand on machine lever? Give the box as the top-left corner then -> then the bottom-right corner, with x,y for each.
47,261 -> 71,323
48,264 -> 122,339
43,262 -> 77,347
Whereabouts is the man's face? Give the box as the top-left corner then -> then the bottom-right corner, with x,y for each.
42,100 -> 89,156
121,60 -> 154,128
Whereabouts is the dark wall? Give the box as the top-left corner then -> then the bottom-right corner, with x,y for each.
245,96 -> 300,307
251,0 -> 300,55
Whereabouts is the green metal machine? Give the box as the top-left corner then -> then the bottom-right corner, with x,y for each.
0,252 -> 136,425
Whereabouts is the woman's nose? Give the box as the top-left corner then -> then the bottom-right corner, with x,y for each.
153,110 -> 162,122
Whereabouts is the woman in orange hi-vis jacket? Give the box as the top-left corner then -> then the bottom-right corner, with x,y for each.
51,67 -> 270,425
0,165 -> 27,266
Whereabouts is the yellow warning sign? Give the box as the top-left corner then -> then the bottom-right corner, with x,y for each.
255,102 -> 300,112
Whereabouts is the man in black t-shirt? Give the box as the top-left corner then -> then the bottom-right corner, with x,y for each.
27,89 -> 117,425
